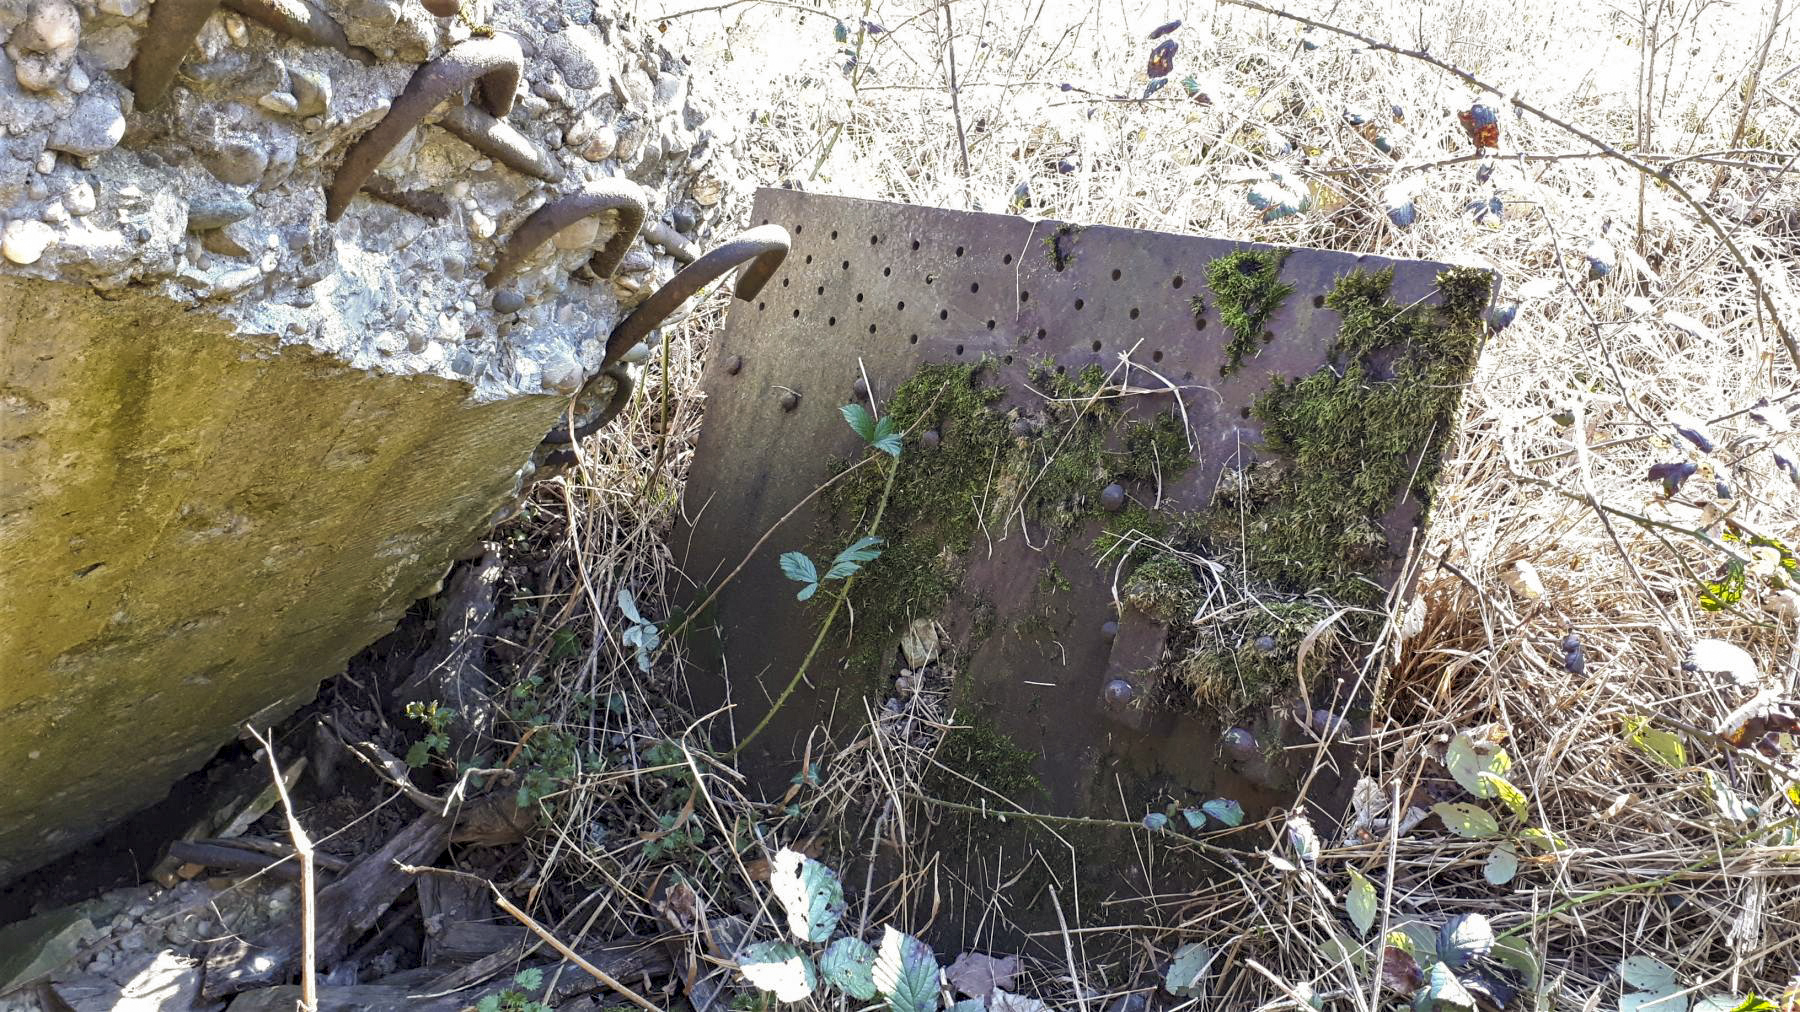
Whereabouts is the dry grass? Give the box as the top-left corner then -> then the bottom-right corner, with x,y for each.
501,0 -> 1800,1008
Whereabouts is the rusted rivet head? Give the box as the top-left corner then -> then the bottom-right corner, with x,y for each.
492,290 -> 524,314
922,429 -> 941,449
1102,678 -> 1135,706
852,377 -> 869,398
779,390 -> 801,412
725,354 -> 744,375
1221,727 -> 1259,763
1100,483 -> 1126,512
1100,620 -> 1118,643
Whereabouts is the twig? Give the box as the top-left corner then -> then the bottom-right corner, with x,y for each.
247,726 -> 317,1012
401,864 -> 667,1012
1218,0 -> 1800,374
1304,147 -> 1798,178
941,0 -> 972,187
1047,888 -> 1089,1012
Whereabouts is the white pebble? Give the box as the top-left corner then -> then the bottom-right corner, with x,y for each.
468,209 -> 494,240
2,219 -> 56,264
66,181 -> 95,215
42,200 -> 68,225
223,12 -> 248,44
66,60 -> 89,93
35,151 -> 55,174
258,91 -> 300,115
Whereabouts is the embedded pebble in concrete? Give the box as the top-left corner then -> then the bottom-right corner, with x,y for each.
47,89 -> 125,158
8,0 -> 83,92
2,219 -> 55,264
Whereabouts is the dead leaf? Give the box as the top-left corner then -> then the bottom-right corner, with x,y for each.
946,952 -> 1020,999
1502,560 -> 1545,601
991,989 -> 1049,1012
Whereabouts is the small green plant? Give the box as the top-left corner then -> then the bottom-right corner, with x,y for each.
777,400 -> 898,601
840,402 -> 903,457
1429,728 -> 1561,885
643,810 -> 707,861
780,536 -> 884,601
617,587 -> 660,672
738,849 -> 997,1012
403,700 -> 453,768
476,968 -> 551,1012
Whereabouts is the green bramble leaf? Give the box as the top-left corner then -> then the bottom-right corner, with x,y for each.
769,849 -> 846,943
1420,960 -> 1477,1010
1484,841 -> 1519,886
841,402 -> 878,442
825,536 -> 884,581
739,940 -> 816,1002
819,936 -> 878,1000
1201,798 -> 1245,827
872,416 -> 903,456
405,740 -> 432,768
1181,807 -> 1206,829
1164,942 -> 1216,997
1622,716 -> 1688,769
617,587 -> 644,626
1478,772 -> 1529,821
1445,732 -> 1512,798
779,551 -> 818,586
872,927 -> 939,1012
1436,913 -> 1494,971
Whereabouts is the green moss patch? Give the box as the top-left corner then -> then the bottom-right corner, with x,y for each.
1122,555 -> 1200,623
821,359 -> 1196,684
814,266 -> 1488,713
923,708 -> 1045,803
1207,249 -> 1294,375
1221,267 -> 1487,603
1173,599 -> 1334,709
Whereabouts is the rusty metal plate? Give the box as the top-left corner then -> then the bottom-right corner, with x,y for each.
675,188 -> 1487,936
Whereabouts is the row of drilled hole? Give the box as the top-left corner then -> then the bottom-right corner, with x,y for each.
757,219 -> 1332,366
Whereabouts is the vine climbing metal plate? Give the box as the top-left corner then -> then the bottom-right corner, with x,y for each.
677,188 -> 1492,939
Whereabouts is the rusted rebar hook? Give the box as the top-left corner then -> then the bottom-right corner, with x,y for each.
537,364 -> 636,464
598,224 -> 791,369
132,0 -> 222,109
483,182 -> 647,290
539,225 -> 791,451
326,34 -> 524,222
134,0 -> 368,109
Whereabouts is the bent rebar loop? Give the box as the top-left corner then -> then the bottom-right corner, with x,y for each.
482,181 -> 648,290
326,34 -> 524,222
598,224 -> 790,369
538,363 -> 637,456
